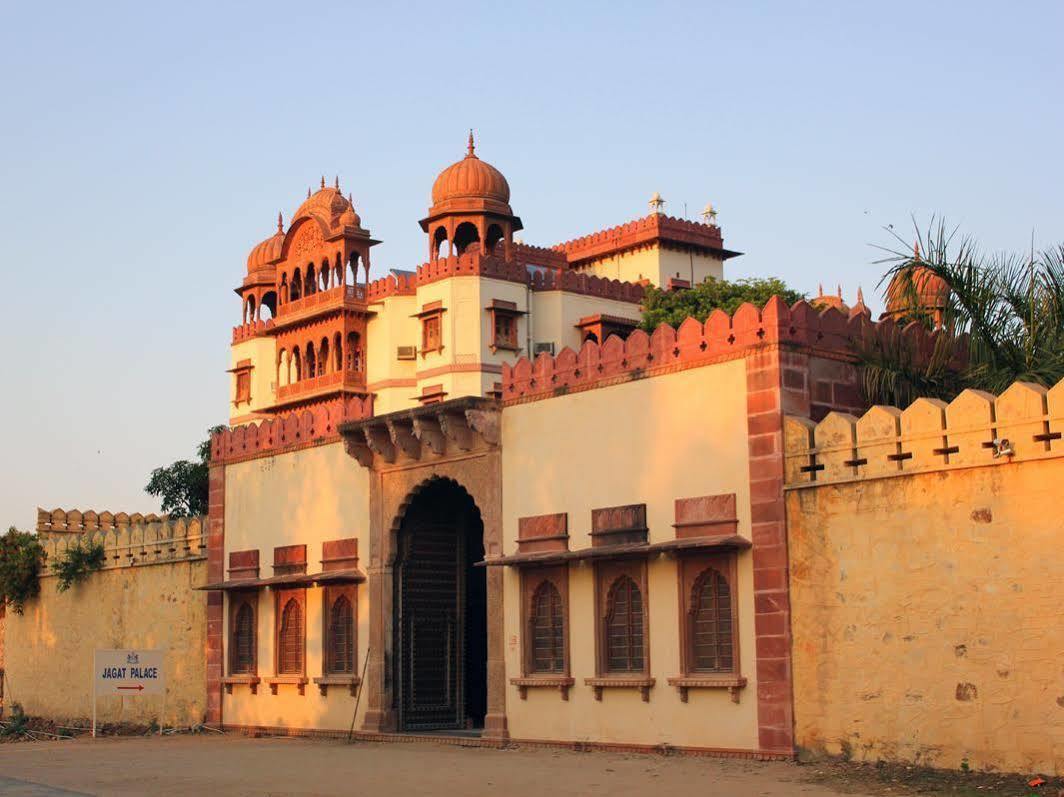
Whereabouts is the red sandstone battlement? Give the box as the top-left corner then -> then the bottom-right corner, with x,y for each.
37,507 -> 167,535
529,269 -> 645,303
552,214 -> 732,265
502,298 -> 966,402
232,319 -> 274,343
366,272 -> 417,301
211,394 -> 374,464
513,241 -> 568,270
416,252 -> 528,286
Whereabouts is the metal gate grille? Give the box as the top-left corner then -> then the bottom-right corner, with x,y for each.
398,524 -> 465,730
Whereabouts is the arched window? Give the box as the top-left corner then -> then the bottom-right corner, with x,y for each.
689,568 -> 734,673
320,260 -> 330,291
277,349 -> 288,387
348,253 -> 360,286
433,226 -> 449,259
305,265 -> 317,296
245,295 -> 256,323
605,575 -> 644,673
326,593 -> 355,674
486,223 -> 505,255
260,291 -> 277,320
230,600 -> 255,674
530,580 -> 565,673
280,274 -> 289,305
319,337 -> 330,376
333,332 -> 343,372
291,268 -> 302,301
334,254 -> 344,287
346,332 -> 361,371
277,598 -> 303,674
453,222 -> 479,255
305,343 -> 316,380
292,348 -> 302,381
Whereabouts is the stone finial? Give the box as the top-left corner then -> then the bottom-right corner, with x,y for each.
700,202 -> 718,225
649,192 -> 665,214
307,186 -> 312,199
467,129 -> 476,157
320,175 -> 326,190
277,211 -> 283,233
335,175 -> 340,190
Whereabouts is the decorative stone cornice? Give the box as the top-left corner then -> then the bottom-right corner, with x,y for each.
338,397 -> 500,468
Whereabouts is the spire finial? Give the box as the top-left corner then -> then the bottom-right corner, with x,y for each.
320,176 -> 326,190
914,240 -> 921,260
818,282 -> 824,295
856,286 -> 866,305
649,192 -> 665,214
467,129 -> 475,157
335,175 -> 340,190
348,192 -> 353,205
277,211 -> 283,233
307,186 -> 312,199
837,284 -> 842,298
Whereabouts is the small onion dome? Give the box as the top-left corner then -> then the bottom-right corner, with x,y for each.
885,266 -> 949,318
293,181 -> 361,231
246,214 -> 285,272
431,132 -> 511,206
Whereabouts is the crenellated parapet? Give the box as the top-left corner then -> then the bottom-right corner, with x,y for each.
211,394 -> 374,464
232,319 -> 274,343
784,377 -> 1064,486
37,515 -> 206,572
529,270 -> 645,303
502,298 -> 962,403
416,252 -> 528,286
37,507 -> 167,537
552,213 -> 733,265
366,271 -> 417,301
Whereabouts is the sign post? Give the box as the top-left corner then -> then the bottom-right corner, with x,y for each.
91,649 -> 165,738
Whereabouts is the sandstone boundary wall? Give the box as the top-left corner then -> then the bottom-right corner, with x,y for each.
4,515 -> 208,727
785,378 -> 1064,774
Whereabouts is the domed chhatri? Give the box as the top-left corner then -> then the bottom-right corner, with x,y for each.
293,177 -> 363,231
884,242 -> 950,324
430,131 -> 511,208
246,212 -> 286,272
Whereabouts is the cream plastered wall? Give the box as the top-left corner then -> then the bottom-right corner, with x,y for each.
500,358 -> 758,749
222,442 -> 372,730
529,292 -> 642,353
366,293 -> 418,415
580,246 -> 723,287
787,457 -> 1064,775
4,560 -> 207,726
230,336 -> 278,423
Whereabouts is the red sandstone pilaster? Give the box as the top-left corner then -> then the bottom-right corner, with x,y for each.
206,463 -> 225,725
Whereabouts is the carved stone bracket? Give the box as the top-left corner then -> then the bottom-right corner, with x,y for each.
439,412 -> 474,452
412,415 -> 446,455
364,427 -> 396,464
387,420 -> 420,460
343,434 -> 373,468
465,409 -> 500,446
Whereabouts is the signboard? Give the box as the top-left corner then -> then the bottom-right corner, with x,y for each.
93,649 -> 165,696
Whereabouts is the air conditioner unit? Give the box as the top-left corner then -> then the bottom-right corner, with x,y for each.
396,345 -> 417,361
533,342 -> 555,356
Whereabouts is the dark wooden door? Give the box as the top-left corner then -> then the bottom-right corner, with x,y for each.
396,524 -> 466,730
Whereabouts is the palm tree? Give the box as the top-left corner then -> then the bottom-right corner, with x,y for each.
857,219 -> 1064,406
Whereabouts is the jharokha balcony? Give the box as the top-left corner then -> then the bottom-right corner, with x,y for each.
275,284 -> 367,324
275,368 -> 366,406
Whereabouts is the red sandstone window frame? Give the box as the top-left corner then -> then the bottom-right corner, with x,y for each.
416,302 -> 446,356
230,359 -> 253,406
228,590 -> 258,678
587,559 -> 653,701
668,553 -> 746,703
486,300 -> 524,353
322,584 -> 357,676
271,587 -> 308,694
513,566 -> 574,699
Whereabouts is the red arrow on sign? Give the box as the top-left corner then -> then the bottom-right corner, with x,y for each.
116,685 -> 144,691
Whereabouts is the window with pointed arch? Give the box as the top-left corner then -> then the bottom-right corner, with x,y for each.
596,562 -> 648,676
229,592 -> 257,675
679,555 -> 739,676
522,568 -> 568,675
275,590 -> 305,675
323,585 -> 357,675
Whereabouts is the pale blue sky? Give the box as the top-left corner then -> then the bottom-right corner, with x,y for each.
2,1 -> 1061,529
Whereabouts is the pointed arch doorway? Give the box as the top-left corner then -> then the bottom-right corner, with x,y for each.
393,477 -> 487,732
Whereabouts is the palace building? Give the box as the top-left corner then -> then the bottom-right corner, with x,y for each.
11,137 -> 1062,773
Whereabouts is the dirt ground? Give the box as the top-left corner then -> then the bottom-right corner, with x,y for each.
0,735 -> 1054,797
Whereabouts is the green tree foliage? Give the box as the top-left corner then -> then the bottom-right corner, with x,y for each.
639,277 -> 805,332
53,542 -> 106,592
0,527 -> 45,614
862,219 -> 1064,405
145,426 -> 225,517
